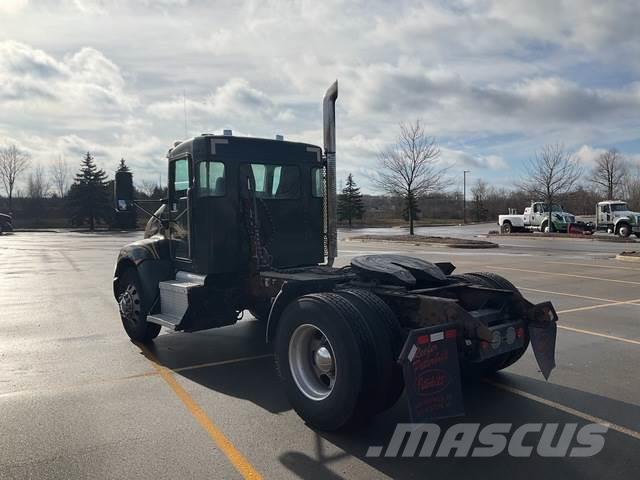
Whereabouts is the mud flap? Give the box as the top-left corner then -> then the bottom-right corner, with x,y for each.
528,301 -> 558,380
398,324 -> 465,422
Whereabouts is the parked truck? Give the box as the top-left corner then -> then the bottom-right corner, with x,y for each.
498,202 -> 578,233
593,200 -> 640,238
112,81 -> 558,431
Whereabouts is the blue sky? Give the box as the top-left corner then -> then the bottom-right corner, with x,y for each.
1,0 -> 640,193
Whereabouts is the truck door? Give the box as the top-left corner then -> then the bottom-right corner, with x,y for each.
532,204 -> 542,226
600,204 -> 611,224
169,156 -> 192,261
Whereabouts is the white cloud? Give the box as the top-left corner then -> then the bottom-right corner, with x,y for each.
3,1 -> 640,193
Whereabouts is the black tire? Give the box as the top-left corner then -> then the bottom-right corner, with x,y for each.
117,268 -> 161,343
274,293 -> 369,431
540,220 -> 549,233
450,273 -> 493,287
617,223 -> 631,238
336,289 -> 404,413
501,221 -> 512,234
461,272 -> 529,373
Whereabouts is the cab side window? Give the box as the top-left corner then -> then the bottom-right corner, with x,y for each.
173,158 -> 189,196
197,161 -> 225,197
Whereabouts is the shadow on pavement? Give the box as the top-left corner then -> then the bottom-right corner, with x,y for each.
139,324 -> 639,479
143,318 -> 290,414
280,374 -> 640,479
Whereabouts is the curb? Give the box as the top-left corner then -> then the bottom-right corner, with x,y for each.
346,237 -> 499,249
616,254 -> 640,263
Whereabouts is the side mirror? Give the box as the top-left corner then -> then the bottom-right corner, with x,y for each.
114,171 -> 134,211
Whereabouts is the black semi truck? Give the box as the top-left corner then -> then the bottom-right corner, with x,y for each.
113,81 -> 558,430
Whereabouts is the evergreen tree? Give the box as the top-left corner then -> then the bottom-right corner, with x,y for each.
117,158 -> 130,172
337,173 -> 365,227
402,191 -> 421,223
67,152 -> 110,231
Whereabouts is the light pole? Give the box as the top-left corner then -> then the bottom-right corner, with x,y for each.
463,170 -> 470,224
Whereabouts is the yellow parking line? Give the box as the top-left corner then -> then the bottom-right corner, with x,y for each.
139,345 -> 263,480
491,266 -> 640,286
558,325 -> 640,346
557,299 -> 640,314
484,379 -> 640,441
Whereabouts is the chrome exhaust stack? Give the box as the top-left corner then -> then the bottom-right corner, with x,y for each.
323,80 -> 338,266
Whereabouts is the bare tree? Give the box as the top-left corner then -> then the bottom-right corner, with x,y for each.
0,144 -> 30,211
50,155 -> 70,198
373,120 -> 449,234
471,178 -> 489,222
519,144 -> 583,232
622,165 -> 640,210
27,163 -> 50,199
589,148 -> 626,200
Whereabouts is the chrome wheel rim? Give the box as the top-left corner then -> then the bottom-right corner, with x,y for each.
288,324 -> 336,401
118,284 -> 141,327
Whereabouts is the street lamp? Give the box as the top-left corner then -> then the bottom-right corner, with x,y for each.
463,170 -> 470,224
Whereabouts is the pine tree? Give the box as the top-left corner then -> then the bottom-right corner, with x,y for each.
402,191 -> 421,224
67,152 -> 110,231
117,158 -> 130,172
337,173 -> 365,227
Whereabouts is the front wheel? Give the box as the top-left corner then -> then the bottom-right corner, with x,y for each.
117,268 -> 161,343
617,224 -> 631,238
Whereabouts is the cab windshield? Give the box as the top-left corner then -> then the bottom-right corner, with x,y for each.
610,203 -> 628,212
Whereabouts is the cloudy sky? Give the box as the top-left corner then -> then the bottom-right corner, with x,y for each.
1,0 -> 640,193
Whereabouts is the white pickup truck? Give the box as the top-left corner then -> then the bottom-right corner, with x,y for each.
498,202 -> 577,233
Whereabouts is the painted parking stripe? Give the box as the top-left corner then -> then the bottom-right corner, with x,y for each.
484,379 -> 640,441
558,325 -> 640,346
542,260 -> 640,272
517,286 -> 623,304
491,266 -> 640,286
139,345 -> 263,480
557,299 -> 640,314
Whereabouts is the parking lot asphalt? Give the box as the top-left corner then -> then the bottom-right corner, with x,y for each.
1,229 -> 639,479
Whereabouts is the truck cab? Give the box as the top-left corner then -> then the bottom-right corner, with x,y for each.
595,201 -> 640,237
165,134 -> 326,275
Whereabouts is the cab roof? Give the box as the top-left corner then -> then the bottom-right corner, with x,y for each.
168,134 -> 323,164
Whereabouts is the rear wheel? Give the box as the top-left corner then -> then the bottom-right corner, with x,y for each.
464,272 -> 529,372
336,289 -> 404,413
117,268 -> 161,343
452,272 -> 529,375
501,221 -> 512,234
275,293 -> 369,431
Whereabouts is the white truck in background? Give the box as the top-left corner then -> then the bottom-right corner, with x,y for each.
498,202 -> 577,234
594,200 -> 640,238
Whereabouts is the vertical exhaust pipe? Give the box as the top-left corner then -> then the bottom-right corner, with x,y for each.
323,80 -> 338,266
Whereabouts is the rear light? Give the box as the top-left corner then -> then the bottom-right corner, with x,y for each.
516,327 -> 525,339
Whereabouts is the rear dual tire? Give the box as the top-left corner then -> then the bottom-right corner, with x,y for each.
274,291 -> 403,431
450,272 -> 530,375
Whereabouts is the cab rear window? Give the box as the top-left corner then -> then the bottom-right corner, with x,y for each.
249,164 -> 300,199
